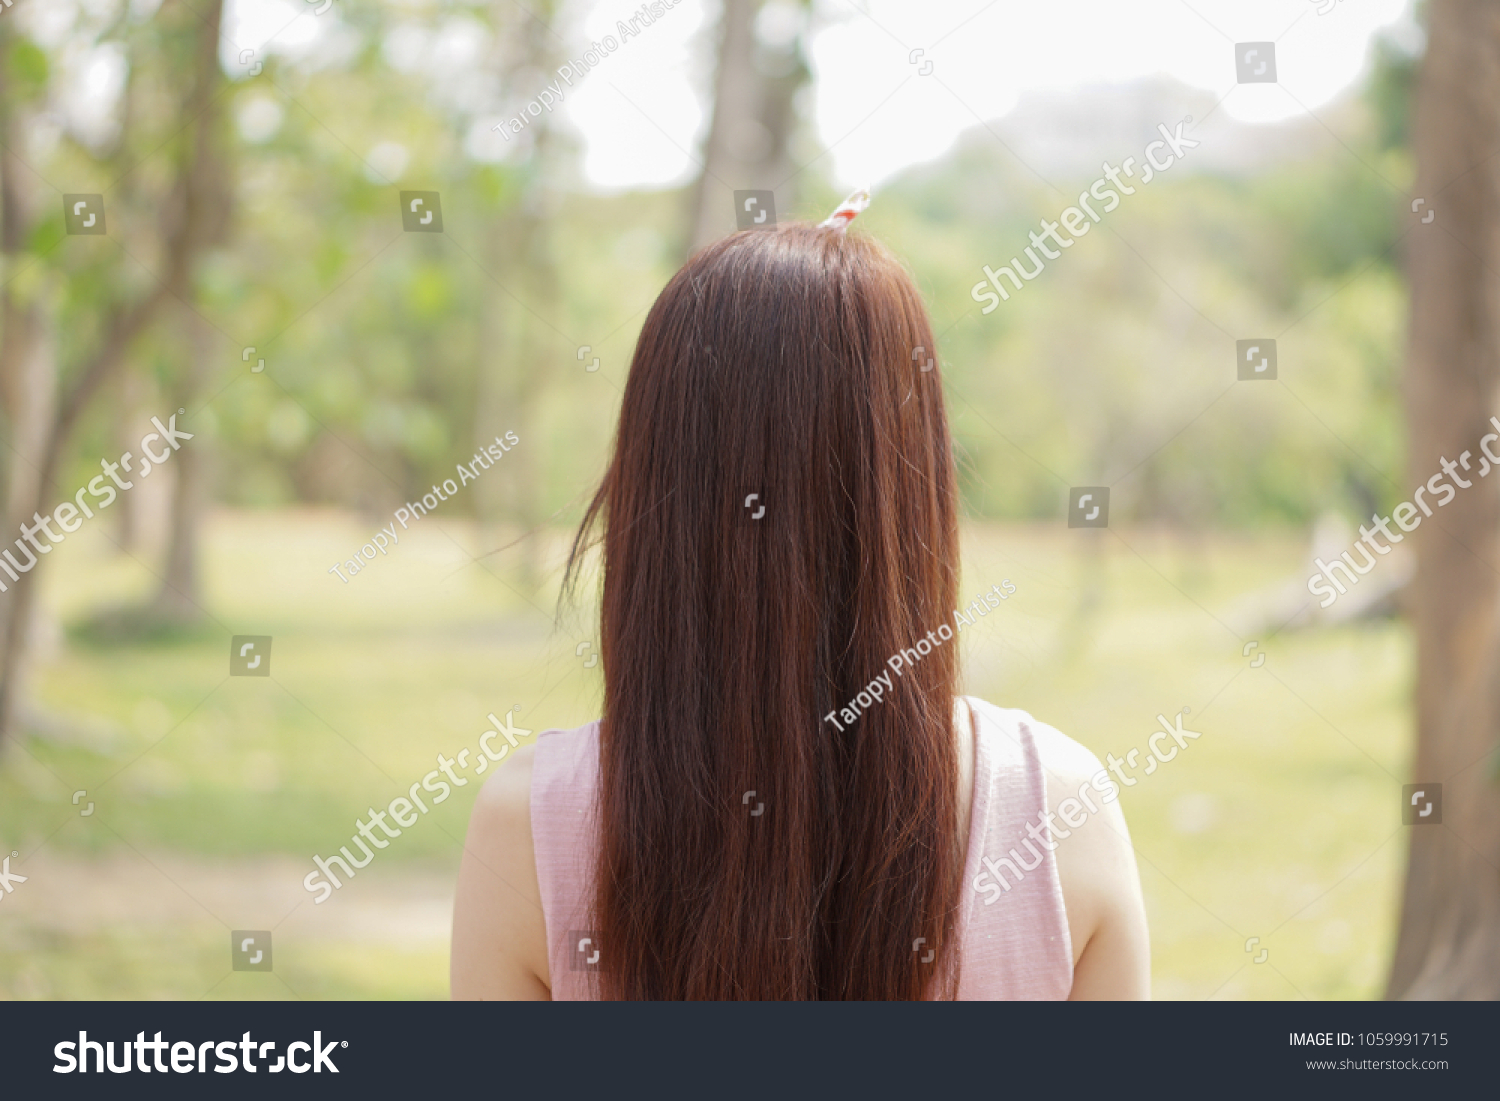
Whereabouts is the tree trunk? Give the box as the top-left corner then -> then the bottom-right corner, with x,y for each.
482,210 -> 555,588
1387,0 -> 1500,999
475,0 -> 562,588
114,370 -> 152,552
150,306 -> 216,624
685,0 -> 810,254
0,0 -> 228,746
0,299 -> 57,731
0,23 -> 57,742
151,22 -> 233,627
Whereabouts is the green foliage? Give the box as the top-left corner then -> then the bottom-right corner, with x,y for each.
6,38 -> 49,100
877,110 -> 1407,527
1367,18 -> 1422,152
20,2 -> 1412,533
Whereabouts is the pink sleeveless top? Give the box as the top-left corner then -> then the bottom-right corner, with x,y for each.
530,696 -> 1074,999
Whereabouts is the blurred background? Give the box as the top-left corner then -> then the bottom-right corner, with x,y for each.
1,0 -> 1494,1000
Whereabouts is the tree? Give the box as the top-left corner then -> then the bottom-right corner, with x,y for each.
1387,0 -> 1500,999
474,0 -> 565,587
148,306 -> 221,626
685,0 -> 811,253
0,19 -> 58,733
0,0 -> 230,745
147,34 -> 234,627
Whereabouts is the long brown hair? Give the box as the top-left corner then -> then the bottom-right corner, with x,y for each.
564,222 -> 961,999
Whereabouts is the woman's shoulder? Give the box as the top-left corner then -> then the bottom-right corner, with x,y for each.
469,715 -> 598,838
472,740 -> 537,821
962,696 -> 1151,997
963,696 -> 1108,790
451,740 -> 549,999
452,721 -> 600,999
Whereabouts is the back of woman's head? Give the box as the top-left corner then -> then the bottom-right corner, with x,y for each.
566,221 -> 962,999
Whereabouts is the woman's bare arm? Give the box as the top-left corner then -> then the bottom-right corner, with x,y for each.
1032,725 -> 1152,1000
451,728 -> 1148,1000
450,744 -> 552,1000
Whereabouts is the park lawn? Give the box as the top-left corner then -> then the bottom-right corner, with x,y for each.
0,510 -> 1409,999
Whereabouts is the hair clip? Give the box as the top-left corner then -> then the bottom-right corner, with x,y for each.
818,188 -> 871,232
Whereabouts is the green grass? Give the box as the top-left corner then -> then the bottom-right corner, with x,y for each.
0,511 -> 1410,999
958,523 -> 1410,1000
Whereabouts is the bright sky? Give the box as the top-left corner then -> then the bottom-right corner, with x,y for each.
214,0 -> 1418,191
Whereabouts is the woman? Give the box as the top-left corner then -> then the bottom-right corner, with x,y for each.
451,204 -> 1150,999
